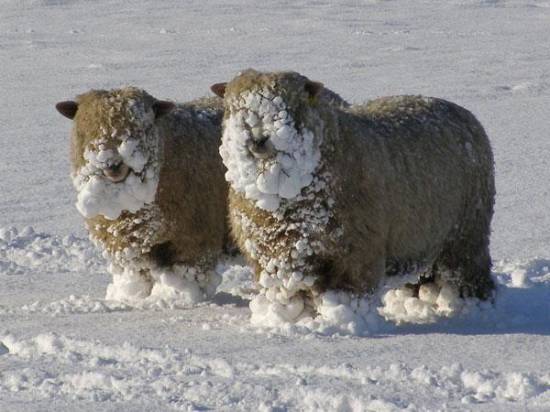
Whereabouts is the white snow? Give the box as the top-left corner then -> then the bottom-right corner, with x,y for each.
2,0 -> 550,410
1,233 -> 550,409
0,330 -> 548,409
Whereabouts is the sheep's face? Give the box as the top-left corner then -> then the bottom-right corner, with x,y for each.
217,71 -> 325,212
57,88 -> 174,220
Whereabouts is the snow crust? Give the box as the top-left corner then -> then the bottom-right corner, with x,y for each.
1,227 -> 550,410
71,98 -> 160,220
21,295 -> 132,316
0,332 -> 548,409
0,226 -> 104,275
219,89 -> 321,211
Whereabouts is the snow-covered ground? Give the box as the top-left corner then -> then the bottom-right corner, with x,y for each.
1,0 -> 550,410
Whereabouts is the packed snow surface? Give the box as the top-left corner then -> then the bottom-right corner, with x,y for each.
1,227 -> 549,411
2,0 -> 550,410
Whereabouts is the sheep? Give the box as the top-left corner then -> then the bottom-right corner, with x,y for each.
56,87 -> 229,303
212,69 -> 495,323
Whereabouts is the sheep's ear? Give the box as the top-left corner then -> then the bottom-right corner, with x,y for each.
210,82 -> 227,98
56,101 -> 78,119
304,80 -> 324,99
152,101 -> 175,119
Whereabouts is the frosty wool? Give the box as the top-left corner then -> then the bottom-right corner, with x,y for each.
213,69 -> 495,323
56,87 -> 228,302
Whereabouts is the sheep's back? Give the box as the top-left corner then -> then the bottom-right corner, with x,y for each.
154,97 -> 227,263
334,96 -> 494,261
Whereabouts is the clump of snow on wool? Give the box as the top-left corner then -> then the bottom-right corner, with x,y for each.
219,89 -> 321,211
249,273 -> 475,335
105,262 -> 221,308
249,267 -> 317,324
71,99 -> 160,220
250,289 -> 379,336
104,263 -> 153,302
148,264 -> 221,306
377,276 -> 467,324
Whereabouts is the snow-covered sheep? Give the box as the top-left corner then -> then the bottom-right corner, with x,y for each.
212,69 -> 495,323
56,87 -> 229,302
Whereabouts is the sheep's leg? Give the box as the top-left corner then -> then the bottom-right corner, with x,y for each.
149,241 -> 178,267
315,248 -> 386,295
434,231 -> 494,300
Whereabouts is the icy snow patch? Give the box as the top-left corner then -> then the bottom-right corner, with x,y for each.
219,90 -> 321,211
250,289 -> 379,336
510,268 -> 531,288
117,138 -> 148,173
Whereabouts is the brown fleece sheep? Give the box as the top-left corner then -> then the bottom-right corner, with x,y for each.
213,69 -> 495,320
56,87 -> 229,301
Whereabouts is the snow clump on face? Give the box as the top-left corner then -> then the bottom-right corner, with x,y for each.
71,97 -> 160,220
219,88 -> 321,211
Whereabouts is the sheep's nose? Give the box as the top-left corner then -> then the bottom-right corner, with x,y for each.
247,138 -> 275,159
103,162 -> 131,182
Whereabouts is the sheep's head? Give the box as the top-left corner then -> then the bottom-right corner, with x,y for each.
213,70 -> 325,212
56,87 -> 174,220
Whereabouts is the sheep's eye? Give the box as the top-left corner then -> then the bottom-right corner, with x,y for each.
103,162 -> 130,182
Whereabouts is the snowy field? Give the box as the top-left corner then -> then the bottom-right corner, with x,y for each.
1,0 -> 550,410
